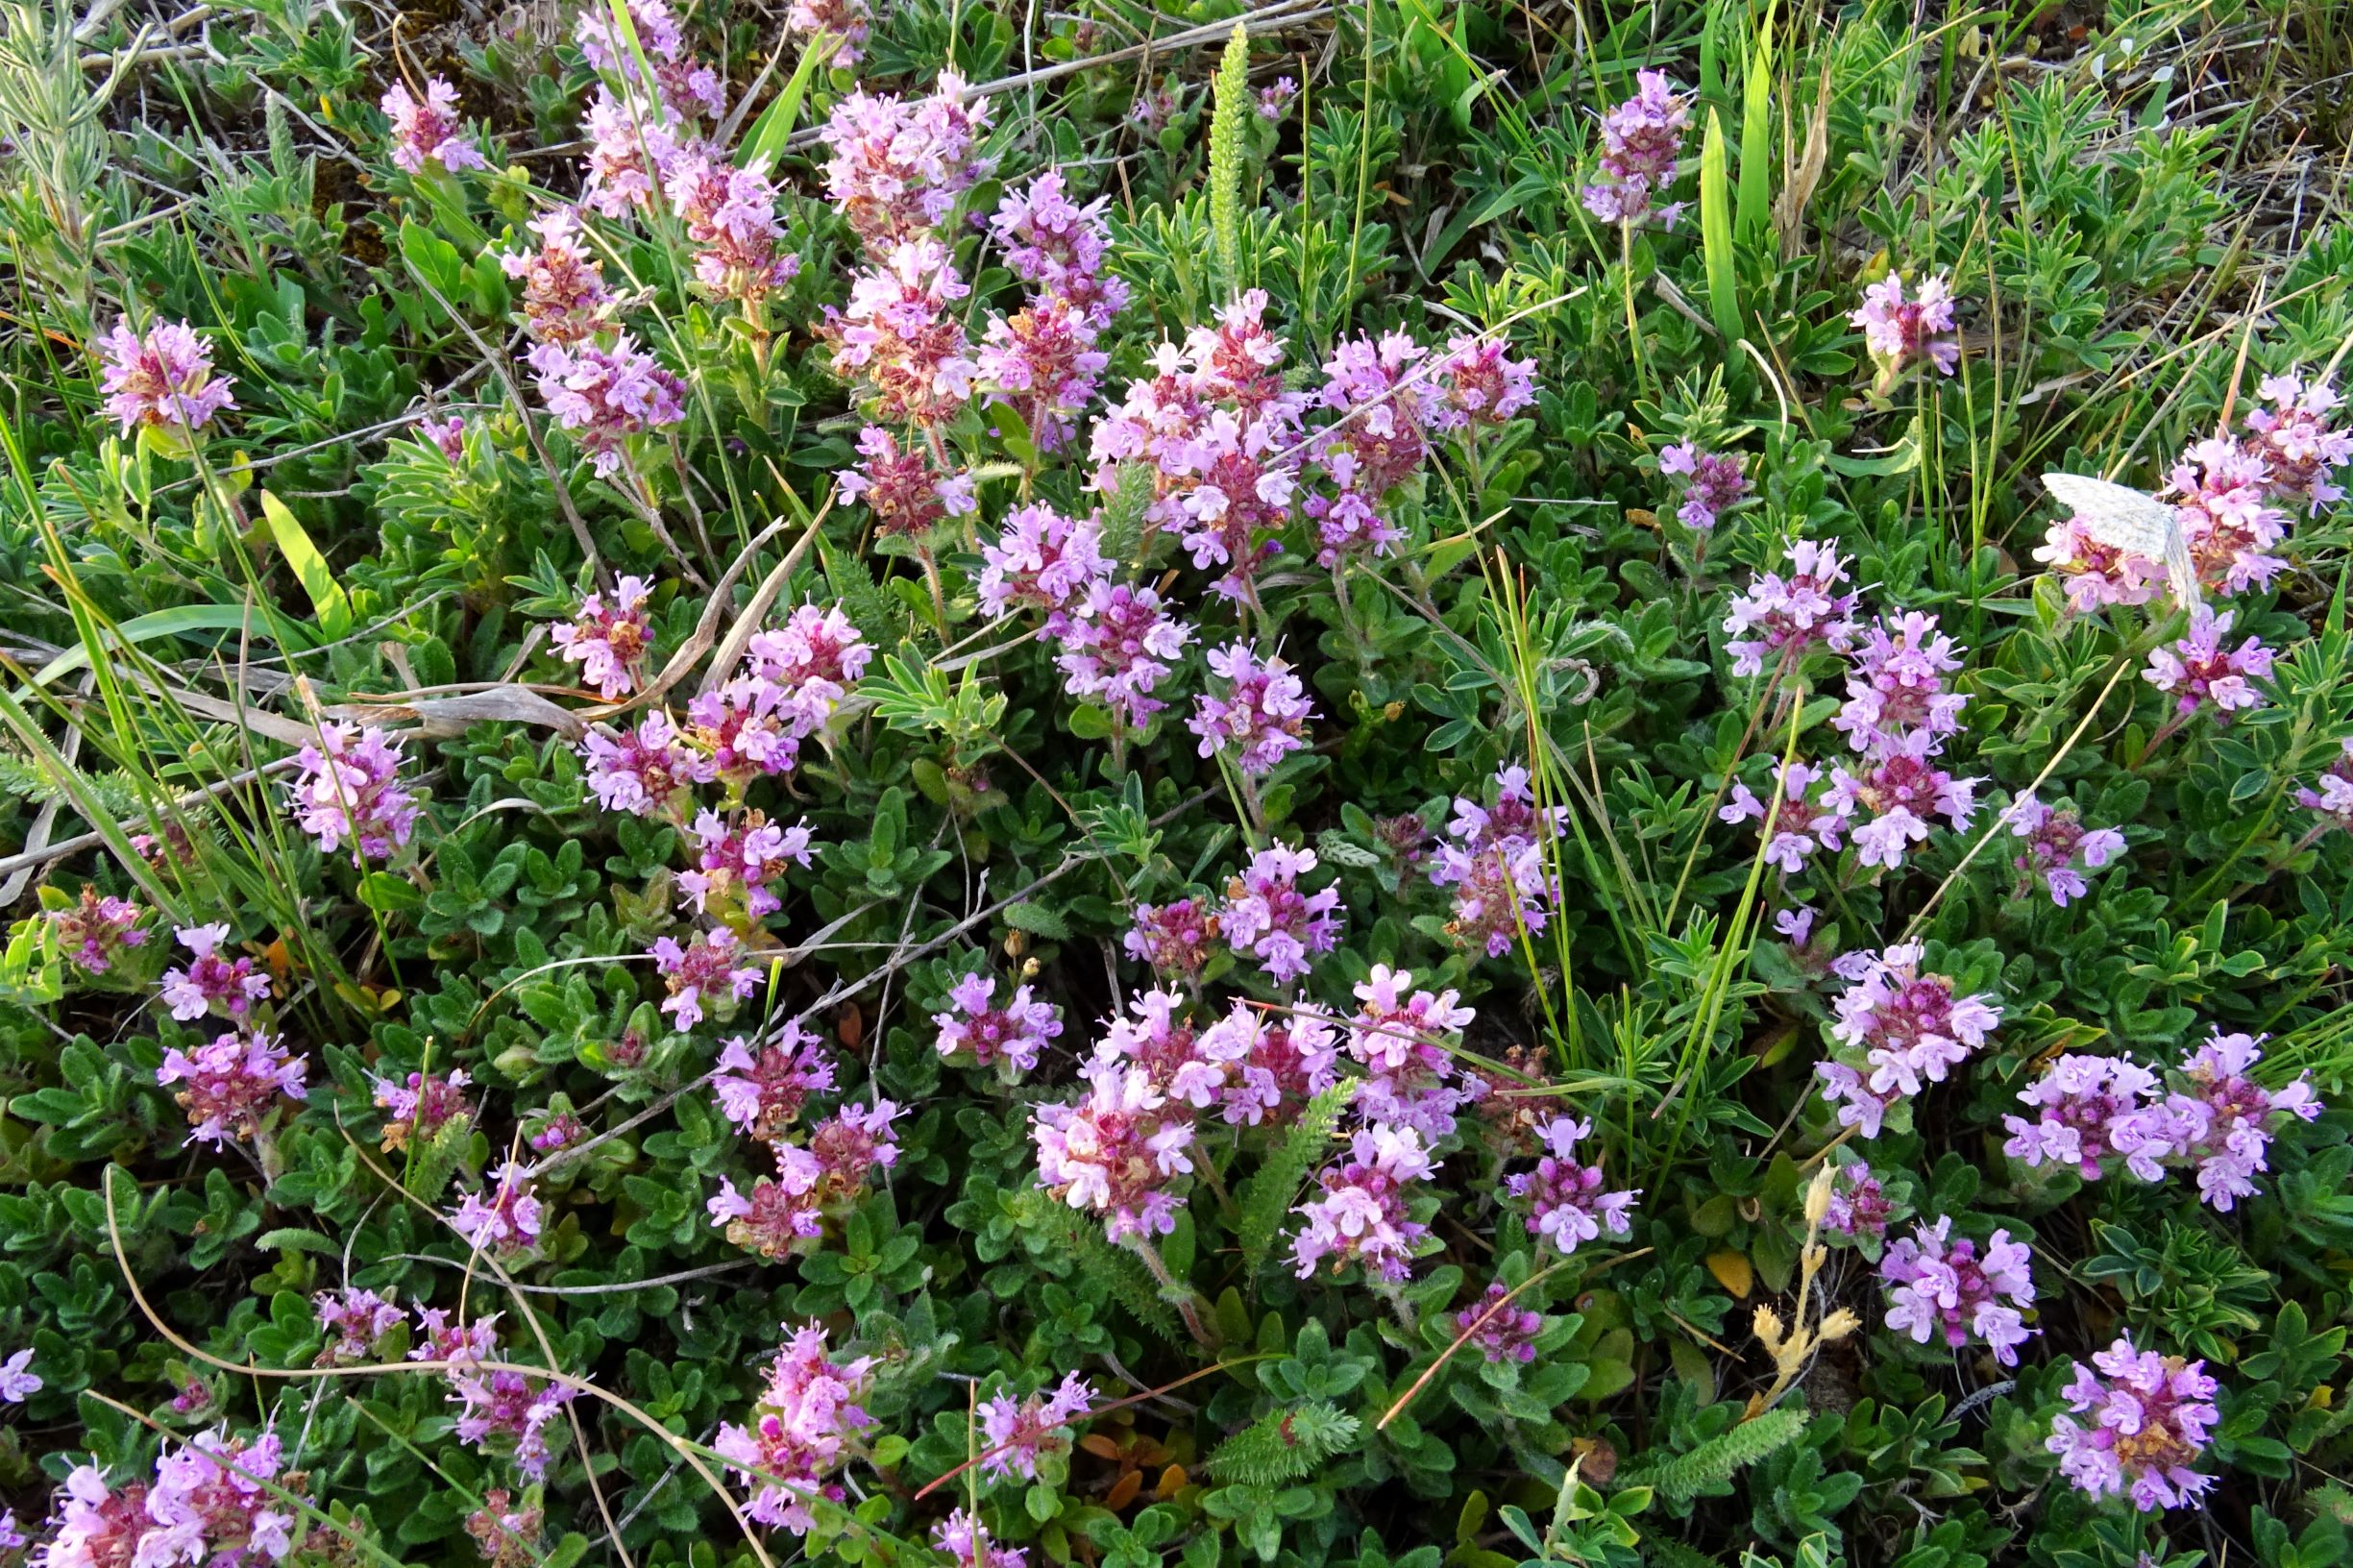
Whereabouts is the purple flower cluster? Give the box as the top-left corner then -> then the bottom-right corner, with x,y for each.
1432,765 -> 1566,957
1291,1122 -> 1437,1282
499,209 -> 612,346
1821,1162 -> 1897,1244
1219,844 -> 1343,984
580,711 -> 709,819
371,1067 -> 473,1150
526,334 -> 687,478
2155,1029 -> 2318,1211
1658,442 -> 1751,530
1815,943 -> 2002,1138
161,922 -> 271,1022
934,1510 -> 1025,1568
824,238 -> 980,429
1033,1062 -> 1197,1241
678,808 -> 815,920
839,425 -> 976,536
382,77 -> 486,174
451,1162 -> 543,1258
2047,1335 -> 2220,1511
818,72 -> 993,253
650,925 -> 761,1031
713,1024 -> 837,1141
1122,898 -> 1220,985
2244,372 -> 2352,506
977,1372 -> 1094,1482
1189,640 -> 1315,776
1720,761 -> 1852,875
980,182 -> 1117,449
2143,608 -> 2273,727
665,153 -> 800,310
1056,580 -> 1192,727
291,723 -> 423,865
1723,539 -> 1860,676
933,970 -> 1062,1075
1581,70 -> 1690,227
979,503 -> 1109,627
551,575 -> 653,699
1455,1281 -> 1543,1363
2001,1055 -> 2168,1182
1505,1115 -> 1639,1258
2296,738 -> 2353,840
158,1029 -> 307,1147
1879,1217 -> 2035,1366
313,1286 -> 404,1364
1342,966 -> 1483,1139
47,886 -> 147,975
1850,273 -> 1960,379
37,1432 -> 296,1568
93,318 -> 236,439
713,1323 -> 876,1533
2005,794 -> 2126,906
708,1100 -> 900,1259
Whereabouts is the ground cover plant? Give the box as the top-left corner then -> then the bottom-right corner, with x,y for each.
0,0 -> 2350,1563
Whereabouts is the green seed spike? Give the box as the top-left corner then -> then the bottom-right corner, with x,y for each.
1209,18 -> 1252,300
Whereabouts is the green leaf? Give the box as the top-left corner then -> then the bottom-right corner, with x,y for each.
32,603 -> 315,687
357,871 -> 424,914
1003,902 -> 1071,940
739,39 -> 828,170
1735,1 -> 1777,240
1208,20 -> 1252,296
1699,109 -> 1741,345
258,491 -> 353,637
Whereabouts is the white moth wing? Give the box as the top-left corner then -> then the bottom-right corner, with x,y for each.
2040,472 -> 2204,609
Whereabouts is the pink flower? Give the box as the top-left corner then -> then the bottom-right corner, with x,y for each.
451,1162 -> 543,1257
817,71 -> 993,253
1724,539 -> 1859,675
579,710 -> 712,818
0,1349 -> 40,1403
989,171 -> 1127,329
573,0 -> 723,118
933,1509 -> 1024,1568
1658,442 -> 1750,530
578,87 -> 699,219
707,1146 -> 826,1259
1850,273 -> 1960,379
1032,1063 -> 1196,1241
1455,1281 -> 1543,1363
1431,333 -> 1538,431
822,238 -> 979,428
1291,1122 -> 1436,1282
676,807 -> 814,920
2166,438 -> 2291,596
1720,761 -> 1852,875
2143,608 -> 2273,722
551,575 -> 654,699
94,318 -> 235,437
1581,70 -> 1690,227
1219,845 -> 1343,985
2005,795 -> 2126,906
1343,966 -> 1481,1139
371,1067 -> 473,1149
1879,1217 -> 2034,1365
650,927 -> 761,1032
35,1464 -> 152,1568
664,154 -> 800,307
158,1030 -> 306,1147
290,723 -> 421,864
2295,738 -> 2353,839
837,425 -> 975,536
1814,943 -> 2000,1136
499,208 -> 613,345
1191,999 -> 1338,1128
1505,1115 -> 1639,1258
712,1024 -> 836,1142
2142,1029 -> 2319,1211
1190,640 -> 1315,776
2002,1055 -> 2168,1182
2033,513 -> 2166,613
449,1364 -> 576,1481
783,0 -> 870,64
312,1287 -> 404,1365
382,77 -> 486,174
977,1372 -> 1094,1482
713,1324 -> 876,1533
1056,580 -> 1192,727
2243,372 -> 2350,507
1256,77 -> 1297,121
979,503 -> 1110,626
933,970 -> 1061,1074
136,1428 -> 297,1567
527,333 -> 686,478
46,887 -> 147,975
1832,612 -> 1971,753
1822,728 -> 1982,872
1122,898 -> 1220,984
1432,765 -> 1566,957
980,291 -> 1110,452
1822,1162 -> 1896,1243
2047,1335 -> 2219,1510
